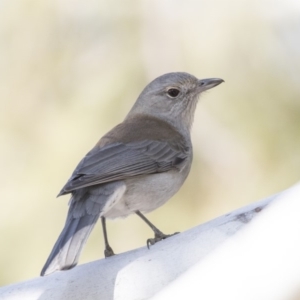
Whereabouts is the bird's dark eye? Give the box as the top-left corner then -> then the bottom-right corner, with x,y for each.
167,88 -> 180,98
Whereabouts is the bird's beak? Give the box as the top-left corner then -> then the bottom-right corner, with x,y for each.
198,78 -> 224,91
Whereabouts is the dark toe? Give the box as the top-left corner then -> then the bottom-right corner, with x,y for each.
104,246 -> 115,258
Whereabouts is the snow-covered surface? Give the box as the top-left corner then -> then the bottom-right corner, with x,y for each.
0,183 -> 299,300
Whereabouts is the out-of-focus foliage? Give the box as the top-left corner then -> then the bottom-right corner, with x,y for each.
0,0 -> 300,285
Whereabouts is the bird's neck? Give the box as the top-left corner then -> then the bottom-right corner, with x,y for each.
179,99 -> 198,132
125,112 -> 192,143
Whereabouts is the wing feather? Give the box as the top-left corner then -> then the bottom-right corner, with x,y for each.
59,140 -> 188,195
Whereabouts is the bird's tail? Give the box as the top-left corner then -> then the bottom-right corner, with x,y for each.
40,211 -> 99,276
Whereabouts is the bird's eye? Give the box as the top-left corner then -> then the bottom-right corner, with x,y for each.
167,88 -> 180,98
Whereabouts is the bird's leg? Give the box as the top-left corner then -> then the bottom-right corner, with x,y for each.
135,210 -> 179,248
101,217 -> 115,257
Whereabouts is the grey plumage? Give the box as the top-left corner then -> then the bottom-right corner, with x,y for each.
59,116 -> 189,195
41,72 -> 223,276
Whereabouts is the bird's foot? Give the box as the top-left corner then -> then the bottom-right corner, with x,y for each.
104,245 -> 115,258
146,231 -> 179,249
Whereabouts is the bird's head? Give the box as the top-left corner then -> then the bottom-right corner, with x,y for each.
127,72 -> 224,131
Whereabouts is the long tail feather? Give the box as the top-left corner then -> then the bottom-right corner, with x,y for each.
40,213 -> 99,276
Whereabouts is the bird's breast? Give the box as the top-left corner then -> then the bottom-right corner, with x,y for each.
103,157 -> 192,219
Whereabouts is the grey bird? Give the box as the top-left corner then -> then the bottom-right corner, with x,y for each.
41,72 -> 223,276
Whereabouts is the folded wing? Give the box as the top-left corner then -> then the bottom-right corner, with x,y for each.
59,139 -> 188,195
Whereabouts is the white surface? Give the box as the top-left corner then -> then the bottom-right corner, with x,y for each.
152,183 -> 300,300
0,185 -> 294,300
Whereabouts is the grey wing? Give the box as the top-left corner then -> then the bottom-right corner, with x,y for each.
59,140 -> 189,195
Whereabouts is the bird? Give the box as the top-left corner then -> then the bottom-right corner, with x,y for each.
40,72 -> 224,276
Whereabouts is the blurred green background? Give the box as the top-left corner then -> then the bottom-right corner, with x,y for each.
1,0 -> 300,286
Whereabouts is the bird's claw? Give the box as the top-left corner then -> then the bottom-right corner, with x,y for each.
104,245 -> 115,258
146,231 -> 180,249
